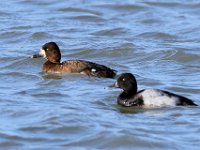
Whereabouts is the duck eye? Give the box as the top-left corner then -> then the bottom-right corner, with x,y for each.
122,78 -> 126,81
43,47 -> 48,51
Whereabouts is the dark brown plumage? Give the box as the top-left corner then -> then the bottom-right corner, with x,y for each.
38,42 -> 117,78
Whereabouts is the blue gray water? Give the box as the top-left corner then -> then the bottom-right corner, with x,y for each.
0,0 -> 200,149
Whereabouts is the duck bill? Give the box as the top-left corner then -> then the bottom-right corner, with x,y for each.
108,82 -> 119,89
32,49 -> 46,58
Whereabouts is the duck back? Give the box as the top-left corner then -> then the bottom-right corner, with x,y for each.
43,60 -> 116,78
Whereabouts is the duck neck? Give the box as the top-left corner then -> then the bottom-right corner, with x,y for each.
120,89 -> 136,100
47,60 -> 60,64
117,88 -> 137,106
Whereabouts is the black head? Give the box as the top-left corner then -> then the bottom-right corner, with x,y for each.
114,73 -> 138,94
41,42 -> 61,63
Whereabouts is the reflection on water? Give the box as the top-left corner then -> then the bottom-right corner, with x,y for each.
0,0 -> 200,149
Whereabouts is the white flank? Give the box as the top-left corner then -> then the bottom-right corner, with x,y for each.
91,68 -> 96,72
139,89 -> 178,107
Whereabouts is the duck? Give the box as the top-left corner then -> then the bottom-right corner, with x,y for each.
110,73 -> 198,107
33,42 -> 116,78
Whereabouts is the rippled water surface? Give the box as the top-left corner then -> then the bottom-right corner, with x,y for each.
0,0 -> 200,149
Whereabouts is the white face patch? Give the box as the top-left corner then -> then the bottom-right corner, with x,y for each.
39,48 -> 46,58
140,89 -> 178,107
114,82 -> 119,88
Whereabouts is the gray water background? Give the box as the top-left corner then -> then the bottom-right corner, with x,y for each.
0,0 -> 200,149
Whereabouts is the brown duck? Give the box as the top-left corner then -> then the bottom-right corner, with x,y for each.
33,42 -> 116,78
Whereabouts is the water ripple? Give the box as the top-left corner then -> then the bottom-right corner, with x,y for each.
136,32 -> 177,40
59,7 -> 102,16
91,28 -> 128,36
68,15 -> 105,22
0,0 -> 200,149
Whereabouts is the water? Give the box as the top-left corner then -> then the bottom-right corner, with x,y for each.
0,0 -> 200,149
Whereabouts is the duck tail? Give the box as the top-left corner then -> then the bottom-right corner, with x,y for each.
91,68 -> 117,78
179,97 -> 198,106
84,62 -> 117,78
